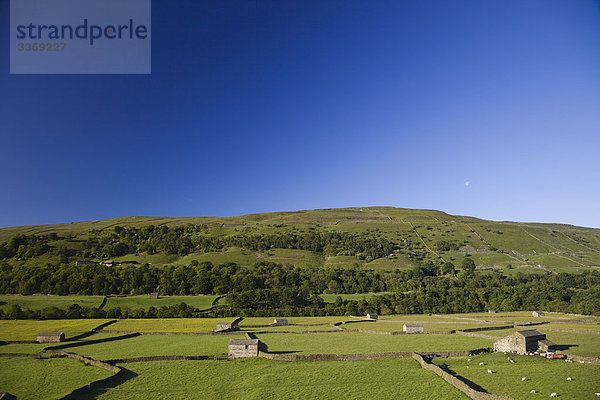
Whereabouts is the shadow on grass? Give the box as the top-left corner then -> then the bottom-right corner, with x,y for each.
266,350 -> 302,355
554,344 -> 579,352
69,367 -> 138,400
44,333 -> 140,352
444,367 -> 489,393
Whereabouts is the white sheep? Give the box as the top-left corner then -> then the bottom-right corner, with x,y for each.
510,359 -> 515,363
479,362 -> 485,365
522,377 -> 527,381
468,358 -> 472,362
487,369 -> 494,374
466,366 -> 469,369
530,389 -> 536,394
507,356 -> 511,360
566,377 -> 572,381
594,393 -> 600,396
550,393 -> 558,398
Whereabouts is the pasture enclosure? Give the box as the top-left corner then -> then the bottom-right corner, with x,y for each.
88,358 -> 470,400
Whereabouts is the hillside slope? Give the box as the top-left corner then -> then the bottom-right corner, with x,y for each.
1,207 -> 599,274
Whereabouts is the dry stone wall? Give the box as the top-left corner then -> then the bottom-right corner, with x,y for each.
412,352 -> 514,400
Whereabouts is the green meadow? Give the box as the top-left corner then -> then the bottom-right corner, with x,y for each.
435,352 -> 600,400
256,332 -> 493,355
0,356 -> 112,400
73,333 -> 240,360
0,295 -> 104,311
87,358 -> 469,400
0,319 -> 110,341
104,295 -> 222,310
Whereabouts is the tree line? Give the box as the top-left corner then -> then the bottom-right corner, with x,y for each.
0,225 -> 397,262
1,259 -> 598,319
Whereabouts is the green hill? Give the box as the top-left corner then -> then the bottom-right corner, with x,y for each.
1,207 -> 600,274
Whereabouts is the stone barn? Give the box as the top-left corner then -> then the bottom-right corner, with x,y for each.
37,332 -> 65,343
214,321 -> 238,332
270,318 -> 289,326
403,324 -> 424,334
493,330 -> 555,354
532,310 -> 545,317
228,339 -> 259,358
149,292 -> 159,299
366,313 -> 378,320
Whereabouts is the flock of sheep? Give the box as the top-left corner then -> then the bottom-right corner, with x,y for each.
462,354 -> 597,398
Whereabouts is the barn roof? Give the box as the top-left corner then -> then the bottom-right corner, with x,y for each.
229,339 -> 258,346
37,332 -> 64,336
516,329 -> 545,338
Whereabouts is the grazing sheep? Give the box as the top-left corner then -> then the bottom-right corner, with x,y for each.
566,377 -> 572,381
468,358 -> 472,362
510,359 -> 515,363
522,377 -> 527,381
487,369 -> 494,374
550,393 -> 557,397
508,356 -> 511,360
530,390 -> 536,394
594,393 -> 600,396
479,362 -> 485,365
466,366 -> 469,369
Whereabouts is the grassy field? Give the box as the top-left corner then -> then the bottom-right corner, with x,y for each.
434,352 -> 600,400
0,356 -> 112,400
0,319 -> 110,341
0,342 -> 50,353
257,332 -> 493,355
237,316 -> 348,325
239,324 -> 338,332
319,293 -> 390,303
82,357 -> 469,400
73,333 -> 241,360
344,321 -> 504,332
105,295 -> 222,310
0,295 -> 104,311
108,318 -> 224,333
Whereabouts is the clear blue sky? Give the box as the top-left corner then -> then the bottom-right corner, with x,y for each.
1,0 -> 599,228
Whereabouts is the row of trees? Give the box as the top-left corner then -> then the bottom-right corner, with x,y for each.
1,259 -> 599,317
0,225 -> 398,261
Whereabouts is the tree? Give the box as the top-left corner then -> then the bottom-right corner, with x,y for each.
441,262 -> 456,276
461,257 -> 476,271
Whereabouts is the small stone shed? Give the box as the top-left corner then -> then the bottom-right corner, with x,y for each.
366,313 -> 378,320
228,339 -> 259,358
532,310 -> 545,317
214,321 -> 238,332
37,332 -> 65,343
403,324 -> 424,333
488,310 -> 497,314
149,292 -> 159,299
493,329 -> 555,354
270,318 -> 289,326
